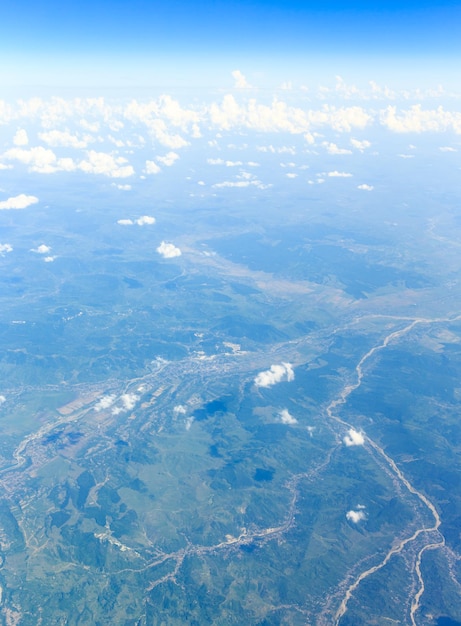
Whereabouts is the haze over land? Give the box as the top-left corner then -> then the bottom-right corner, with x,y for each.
0,1 -> 461,624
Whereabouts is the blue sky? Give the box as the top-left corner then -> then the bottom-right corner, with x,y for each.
1,0 -> 460,90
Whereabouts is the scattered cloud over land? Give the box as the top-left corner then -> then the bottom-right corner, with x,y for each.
94,395 -> 116,412
279,409 -> 297,424
157,241 -> 182,258
0,194 -> 38,209
346,507 -> 367,523
254,363 -> 294,388
31,244 -> 51,254
0,243 -> 13,255
117,215 -> 156,226
343,428 -> 365,446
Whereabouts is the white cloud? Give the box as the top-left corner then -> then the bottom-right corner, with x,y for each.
0,394 -> 5,404
157,241 -> 182,258
120,393 -> 139,411
0,163 -> 12,170
13,129 -> 28,146
44,256 -> 56,262
0,194 -> 39,210
357,184 -> 374,191
232,70 -> 251,89
112,183 -> 132,190
254,363 -> 295,388
0,243 -> 13,255
398,154 -> 414,159
118,215 -> 155,226
327,171 -> 353,177
286,173 -> 298,178
79,150 -> 134,178
145,160 -> 161,174
323,142 -> 353,155
3,146 -> 60,173
380,104 -> 461,134
279,409 -> 298,425
350,138 -> 371,151
136,215 -> 156,225
439,146 -> 457,152
31,244 -> 51,254
94,395 -> 116,412
38,129 -> 90,149
343,428 -> 365,446
174,405 -> 187,415
346,508 -> 366,523
156,151 -> 179,167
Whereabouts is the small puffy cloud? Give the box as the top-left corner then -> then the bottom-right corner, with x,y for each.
350,138 -> 371,151
232,70 -> 251,89
0,194 -> 39,210
343,428 -> 365,446
38,129 -> 90,149
157,241 -> 182,259
207,158 -> 224,165
136,215 -> 156,225
145,160 -> 161,174
286,173 -> 298,178
439,146 -> 457,152
174,405 -> 187,415
79,150 -> 134,178
13,129 -> 29,146
3,146 -> 59,173
31,244 -> 51,254
157,151 -> 179,166
279,409 -> 297,425
327,171 -> 352,177
44,256 -> 56,262
94,395 -> 116,412
118,215 -> 155,226
112,183 -> 132,191
120,393 -> 139,411
254,362 -> 295,388
346,508 -> 366,523
0,243 -> 13,255
357,184 -> 374,191
323,142 -> 352,155
0,395 -> 5,404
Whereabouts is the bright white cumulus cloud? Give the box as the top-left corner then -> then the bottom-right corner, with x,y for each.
79,150 -> 134,178
254,362 -> 295,388
0,194 -> 38,210
0,243 -> 13,255
327,171 -> 353,177
117,215 -> 156,226
157,241 -> 182,258
357,183 -> 374,191
232,70 -> 251,89
346,507 -> 366,523
94,395 -> 116,412
343,428 -> 365,446
156,151 -> 179,167
145,160 -> 161,174
13,128 -> 28,146
31,244 -> 51,254
279,409 -> 298,425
